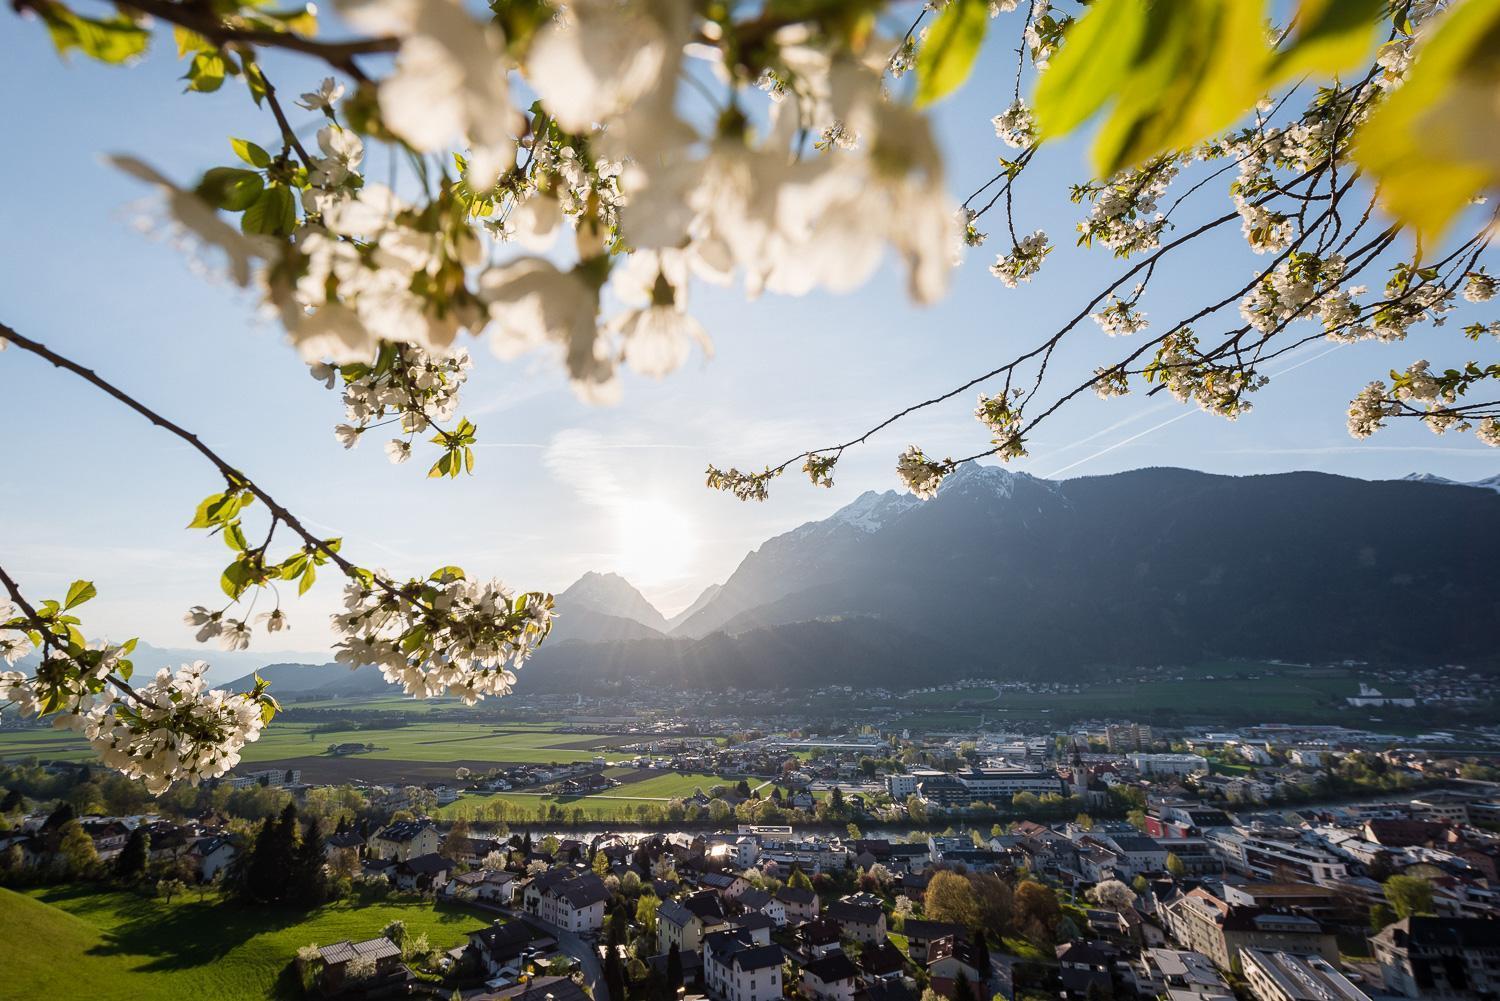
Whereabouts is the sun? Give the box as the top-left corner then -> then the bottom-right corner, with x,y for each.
613,498 -> 698,585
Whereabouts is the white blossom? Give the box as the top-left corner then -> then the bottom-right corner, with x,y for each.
990,230 -> 1051,287
1464,269 -> 1497,303
895,445 -> 953,499
992,99 -> 1035,149
296,77 -> 345,112
1091,297 -> 1148,336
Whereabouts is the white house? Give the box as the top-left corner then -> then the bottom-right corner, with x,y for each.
188,835 -> 237,882
800,953 -> 859,1001
525,870 -> 609,933
704,929 -> 783,1001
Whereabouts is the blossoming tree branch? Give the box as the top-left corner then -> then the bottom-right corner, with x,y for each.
1,0 -> 1497,786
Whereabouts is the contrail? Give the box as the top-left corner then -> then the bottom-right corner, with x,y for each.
1040,343 -> 1344,478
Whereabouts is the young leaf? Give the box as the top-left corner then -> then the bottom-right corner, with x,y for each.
241,185 -> 296,236
1272,0 -> 1386,82
1034,0 -> 1147,137
230,137 -> 272,169
915,0 -> 989,106
197,167 -> 264,212
63,580 -> 97,610
1355,0 -> 1500,240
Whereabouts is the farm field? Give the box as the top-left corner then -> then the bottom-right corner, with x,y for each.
435,769 -> 751,822
0,721 -> 641,783
0,885 -> 489,1001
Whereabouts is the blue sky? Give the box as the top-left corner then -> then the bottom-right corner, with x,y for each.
2,9 -> 1494,657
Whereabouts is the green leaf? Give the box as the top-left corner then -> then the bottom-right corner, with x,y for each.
298,562 -> 317,596
173,25 -> 212,57
230,138 -> 272,169
63,580 -> 97,610
197,167 -> 264,212
224,523 -> 250,552
37,3 -> 150,65
915,0 -> 989,106
1034,0 -> 1147,137
1273,0 -> 1386,82
184,50 -> 226,93
221,560 -> 254,599
1354,0 -> 1500,239
241,185 -> 296,236
464,446 -> 475,475
188,491 -> 247,529
1042,0 -> 1272,176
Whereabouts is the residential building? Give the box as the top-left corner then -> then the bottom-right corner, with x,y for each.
1163,889 -> 1338,972
926,935 -> 985,999
802,952 -> 860,1001
524,870 -> 609,933
1107,724 -> 1154,753
1371,916 -> 1500,999
367,818 -> 442,861
394,852 -> 451,892
703,928 -> 783,1001
901,920 -> 966,959
187,834 -> 236,882
737,888 -> 785,926
1239,948 -> 1372,1001
776,886 -> 819,925
317,937 -> 402,993
1127,948 -> 1234,1001
659,896 -> 728,954
1130,753 -> 1209,777
824,901 -> 885,944
1205,828 -> 1349,884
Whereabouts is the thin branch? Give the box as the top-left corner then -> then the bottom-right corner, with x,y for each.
1,323 -> 363,589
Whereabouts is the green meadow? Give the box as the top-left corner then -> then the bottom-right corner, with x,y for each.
0,885 -> 489,1001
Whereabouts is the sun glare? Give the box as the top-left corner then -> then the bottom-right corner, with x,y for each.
613,498 -> 698,585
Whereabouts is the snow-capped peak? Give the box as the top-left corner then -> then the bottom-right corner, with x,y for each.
831,490 -> 919,533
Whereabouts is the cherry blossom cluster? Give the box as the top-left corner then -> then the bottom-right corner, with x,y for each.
0,583 -> 278,793
331,569 -> 555,704
1239,252 -> 1346,335
313,345 -> 473,463
895,445 -> 954,499
992,100 -> 1036,150
1145,329 -> 1268,420
705,464 -> 782,503
1073,156 -> 1179,257
1091,296 -> 1149,337
57,663 -> 270,795
990,230 -> 1051,287
974,391 -> 1028,460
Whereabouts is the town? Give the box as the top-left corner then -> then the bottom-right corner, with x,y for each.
5,697 -> 1500,1001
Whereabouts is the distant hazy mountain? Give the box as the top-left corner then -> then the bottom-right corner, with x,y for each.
15,641 -> 333,688
524,466 -> 1499,687
667,583 -> 723,631
548,571 -> 668,644
224,661 -> 387,698
1399,471 -> 1500,492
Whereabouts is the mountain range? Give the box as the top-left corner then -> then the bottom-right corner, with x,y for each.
220,466 -> 1498,695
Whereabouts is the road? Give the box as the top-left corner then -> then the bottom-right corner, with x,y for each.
475,903 -> 608,1001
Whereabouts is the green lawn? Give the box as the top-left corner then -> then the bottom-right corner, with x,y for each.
0,885 -> 490,1001
435,769 -> 762,822
0,721 -> 618,768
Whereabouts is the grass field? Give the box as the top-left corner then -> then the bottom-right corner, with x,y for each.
0,721 -> 628,774
0,885 -> 490,1001
435,769 -> 749,822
